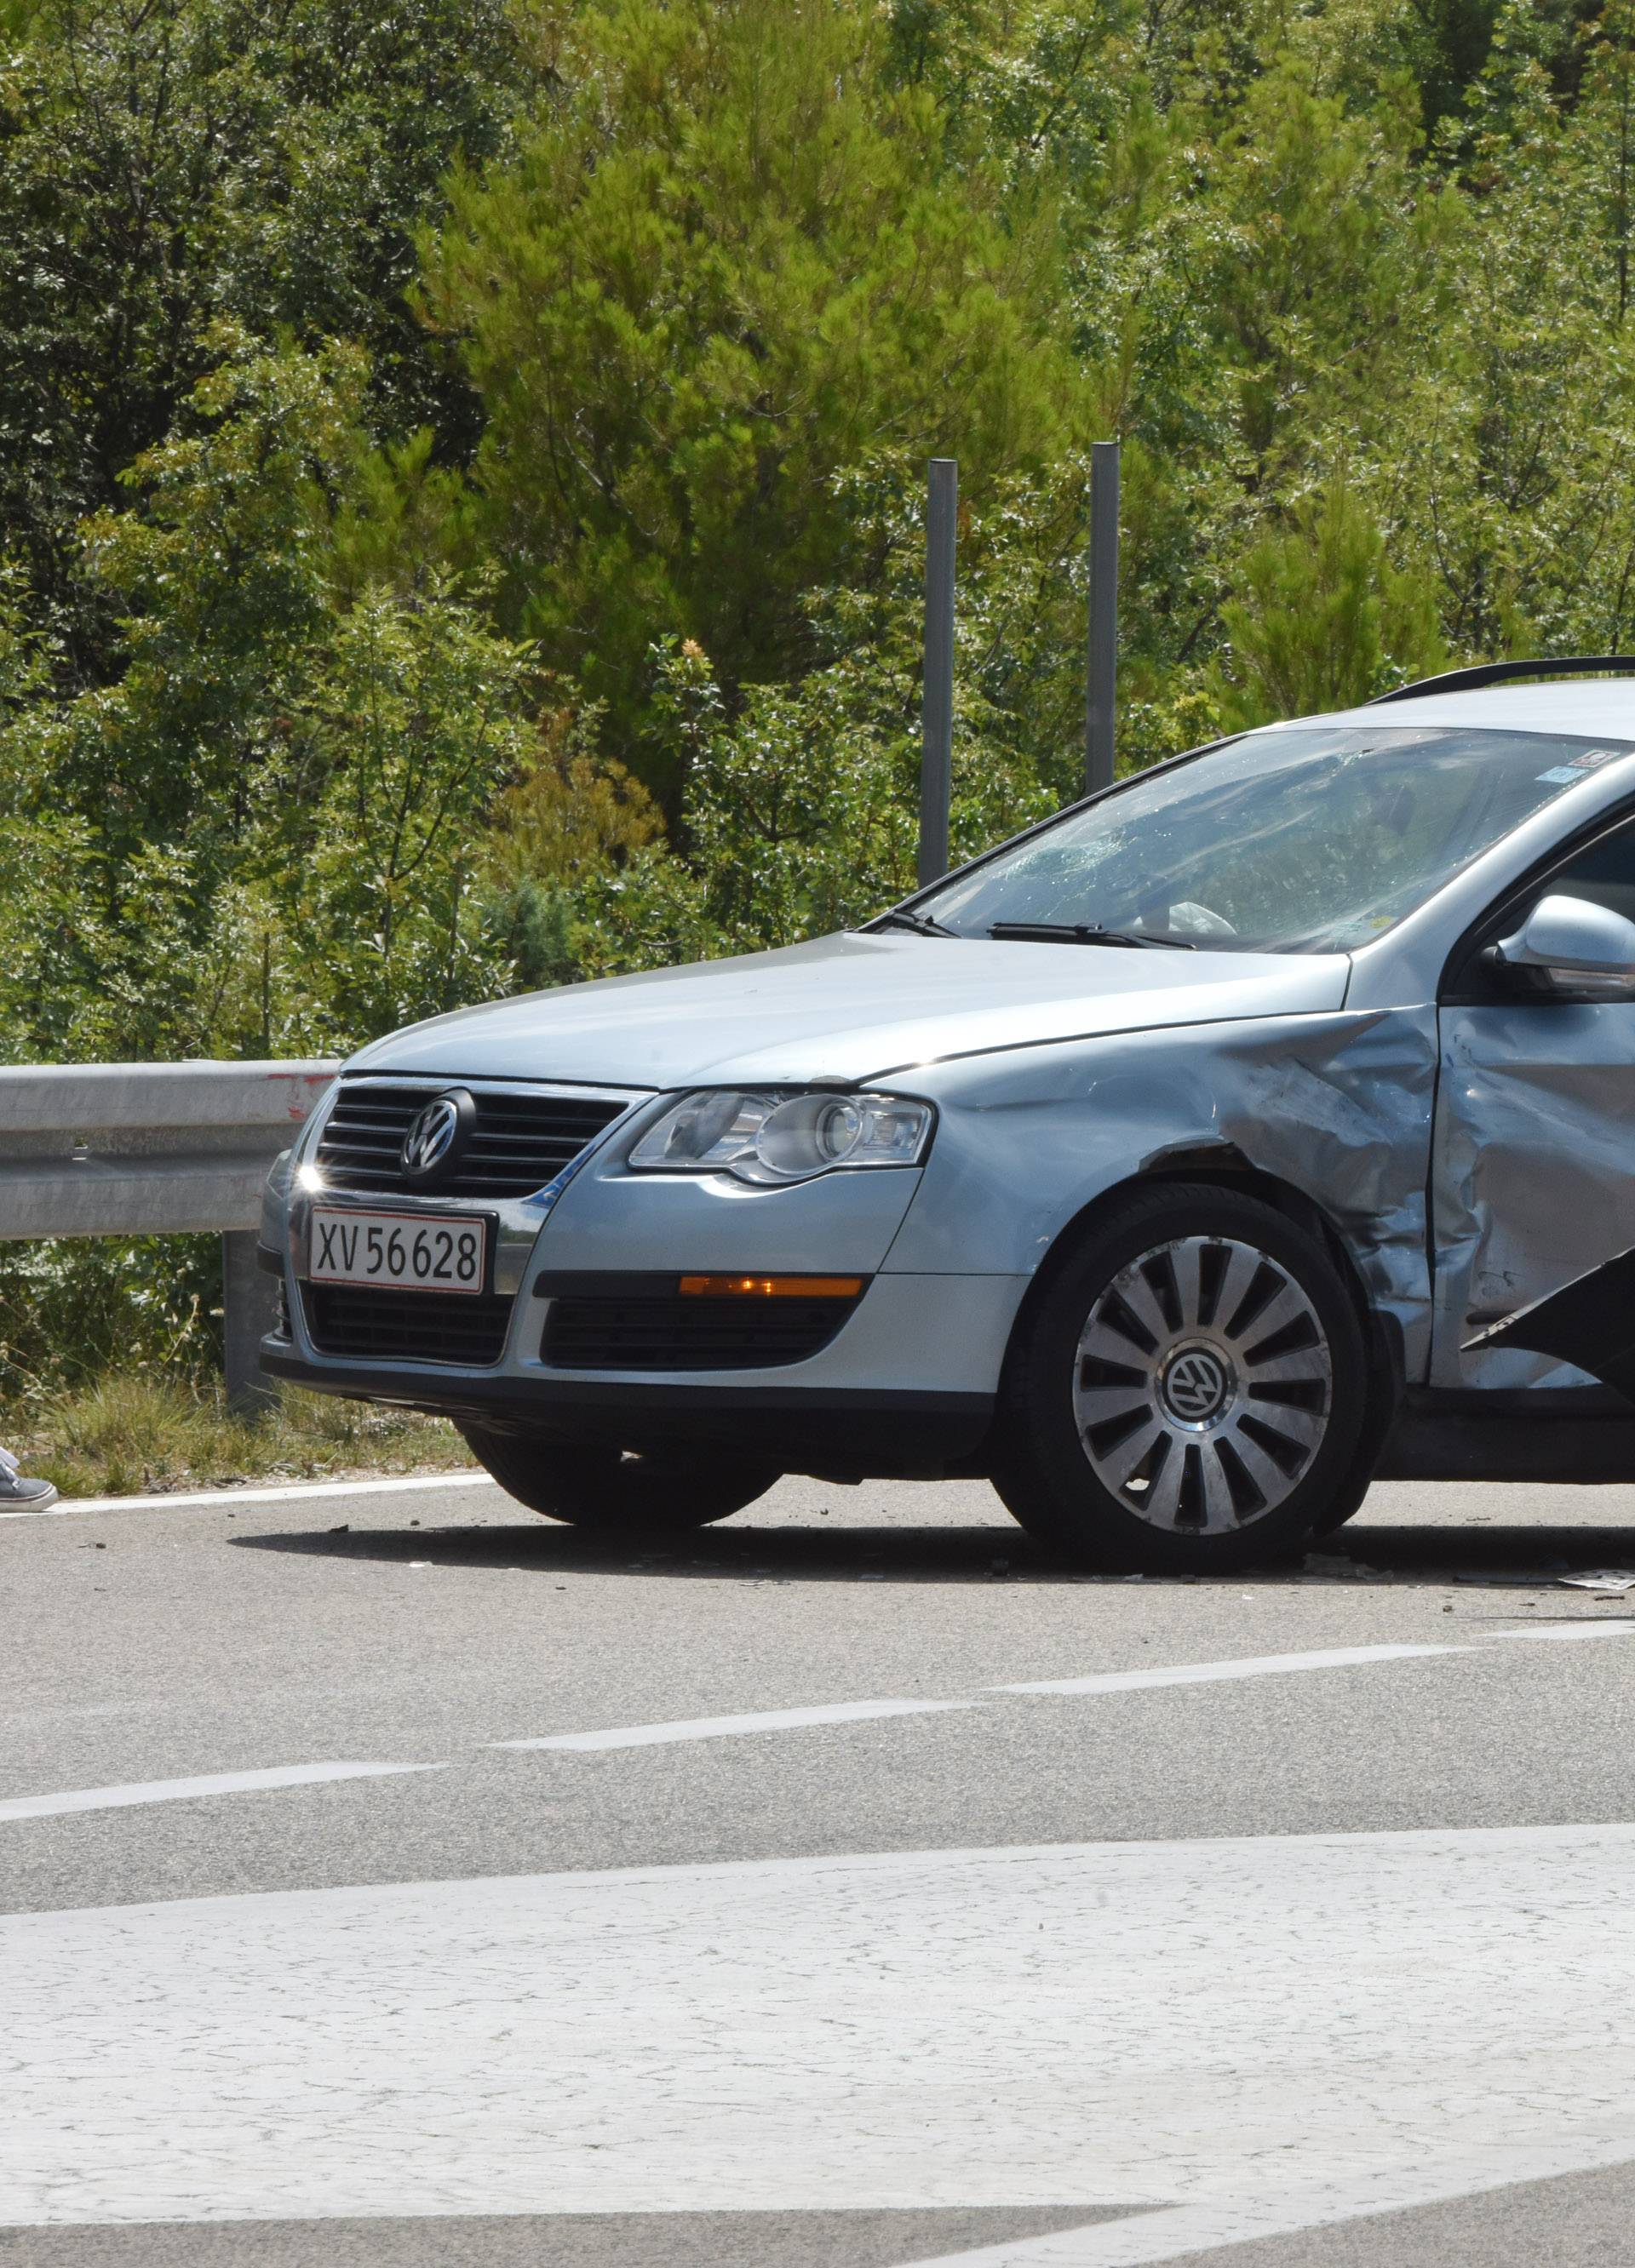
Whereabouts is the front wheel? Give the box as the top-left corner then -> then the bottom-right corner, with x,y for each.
461,1428 -> 780,1533
992,1184 -> 1372,1573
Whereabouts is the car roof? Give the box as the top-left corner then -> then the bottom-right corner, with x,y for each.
1283,679 -> 1635,741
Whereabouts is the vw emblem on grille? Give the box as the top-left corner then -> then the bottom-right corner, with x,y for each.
400,1095 -> 463,1183
1162,1346 -> 1231,1423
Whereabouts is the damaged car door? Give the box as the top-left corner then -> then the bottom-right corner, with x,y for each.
1433,810 -> 1635,1389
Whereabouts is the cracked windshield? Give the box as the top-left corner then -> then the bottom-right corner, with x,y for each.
921,725 -> 1632,952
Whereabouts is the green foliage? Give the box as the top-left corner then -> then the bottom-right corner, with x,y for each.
0,333 -> 542,1062
77,332 -> 365,860
481,701 -> 665,989
419,0 -> 1078,776
484,702 -> 663,891
0,1234 -> 221,1402
280,584 -> 535,1044
1214,478 -> 1448,725
0,0 -> 523,675
14,1370 -> 468,1498
575,489 -> 1067,977
1201,60 -> 1435,478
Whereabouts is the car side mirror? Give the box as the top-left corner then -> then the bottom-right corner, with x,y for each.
1493,892 -> 1635,985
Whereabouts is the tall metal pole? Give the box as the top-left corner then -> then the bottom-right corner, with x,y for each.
918,457 -> 957,887
1085,439 -> 1120,796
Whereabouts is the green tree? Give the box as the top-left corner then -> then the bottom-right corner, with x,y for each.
74,332 -> 365,868
1213,478 -> 1446,725
1199,58 -> 1441,483
0,335 -> 543,1060
272,584 -> 535,1045
420,0 -> 1079,786
1377,8 -> 1635,656
0,0 -> 521,677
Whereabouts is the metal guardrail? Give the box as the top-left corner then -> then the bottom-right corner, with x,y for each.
0,1060 -> 339,1407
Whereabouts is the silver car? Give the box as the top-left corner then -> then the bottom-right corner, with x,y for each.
262,661 -> 1635,1571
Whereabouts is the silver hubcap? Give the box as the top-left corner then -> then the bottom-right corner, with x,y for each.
1072,1234 -> 1333,1534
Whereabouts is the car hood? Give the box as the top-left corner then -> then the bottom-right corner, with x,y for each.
349,932 -> 1352,1091
350,933 -> 1353,1092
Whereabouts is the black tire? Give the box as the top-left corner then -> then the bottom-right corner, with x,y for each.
991,1183 -> 1373,1573
1304,1459 -> 1375,1540
1305,1363 -> 1401,1538
461,1428 -> 779,1533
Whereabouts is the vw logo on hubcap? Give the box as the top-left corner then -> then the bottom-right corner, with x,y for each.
1161,1345 -> 1231,1425
400,1095 -> 462,1183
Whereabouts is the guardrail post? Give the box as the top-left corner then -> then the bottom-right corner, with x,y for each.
1085,439 -> 1120,795
221,1228 -> 278,1414
918,456 -> 958,887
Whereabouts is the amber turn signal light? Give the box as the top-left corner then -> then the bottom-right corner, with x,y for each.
678,1274 -> 863,1298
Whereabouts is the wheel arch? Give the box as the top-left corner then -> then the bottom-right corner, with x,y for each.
999,1148 -> 1403,1439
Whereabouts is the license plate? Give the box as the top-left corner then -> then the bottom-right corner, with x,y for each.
308,1208 -> 488,1295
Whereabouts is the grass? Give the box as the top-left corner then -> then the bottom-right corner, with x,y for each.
4,1372 -> 473,1499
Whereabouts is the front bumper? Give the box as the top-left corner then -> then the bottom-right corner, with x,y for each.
265,1264 -> 1018,1475
263,1269 -> 1014,1475
261,1077 -> 1023,1477
263,1340 -> 996,1474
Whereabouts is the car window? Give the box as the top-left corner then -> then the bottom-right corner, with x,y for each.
1533,821 -> 1635,926
915,725 -> 1635,954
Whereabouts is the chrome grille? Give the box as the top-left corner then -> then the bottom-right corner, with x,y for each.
314,1080 -> 628,1199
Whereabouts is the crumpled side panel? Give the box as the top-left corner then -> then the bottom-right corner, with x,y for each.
1432,1004 -> 1635,1389
884,1010 -> 1438,1383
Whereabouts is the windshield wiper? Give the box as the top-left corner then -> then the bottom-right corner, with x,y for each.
872,908 -> 960,938
988,920 -> 1196,950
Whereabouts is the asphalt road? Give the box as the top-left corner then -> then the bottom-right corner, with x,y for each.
6,1469 -> 1635,2265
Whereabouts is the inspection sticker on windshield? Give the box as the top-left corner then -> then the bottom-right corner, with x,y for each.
1538,748 -> 1624,783
309,1208 -> 487,1294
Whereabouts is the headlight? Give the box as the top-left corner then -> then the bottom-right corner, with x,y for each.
628,1088 -> 934,1185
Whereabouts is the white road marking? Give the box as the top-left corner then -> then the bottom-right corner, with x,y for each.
3,1824 -> 1633,2231
10,1625 -> 1629,1824
0,1761 -> 443,1823
1481,1618 -> 1635,1642
993,1622 -> 1635,1700
495,1698 -> 972,1752
0,1469 -> 492,1521
993,1641 -> 1467,1695
496,1624 -> 1635,1758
